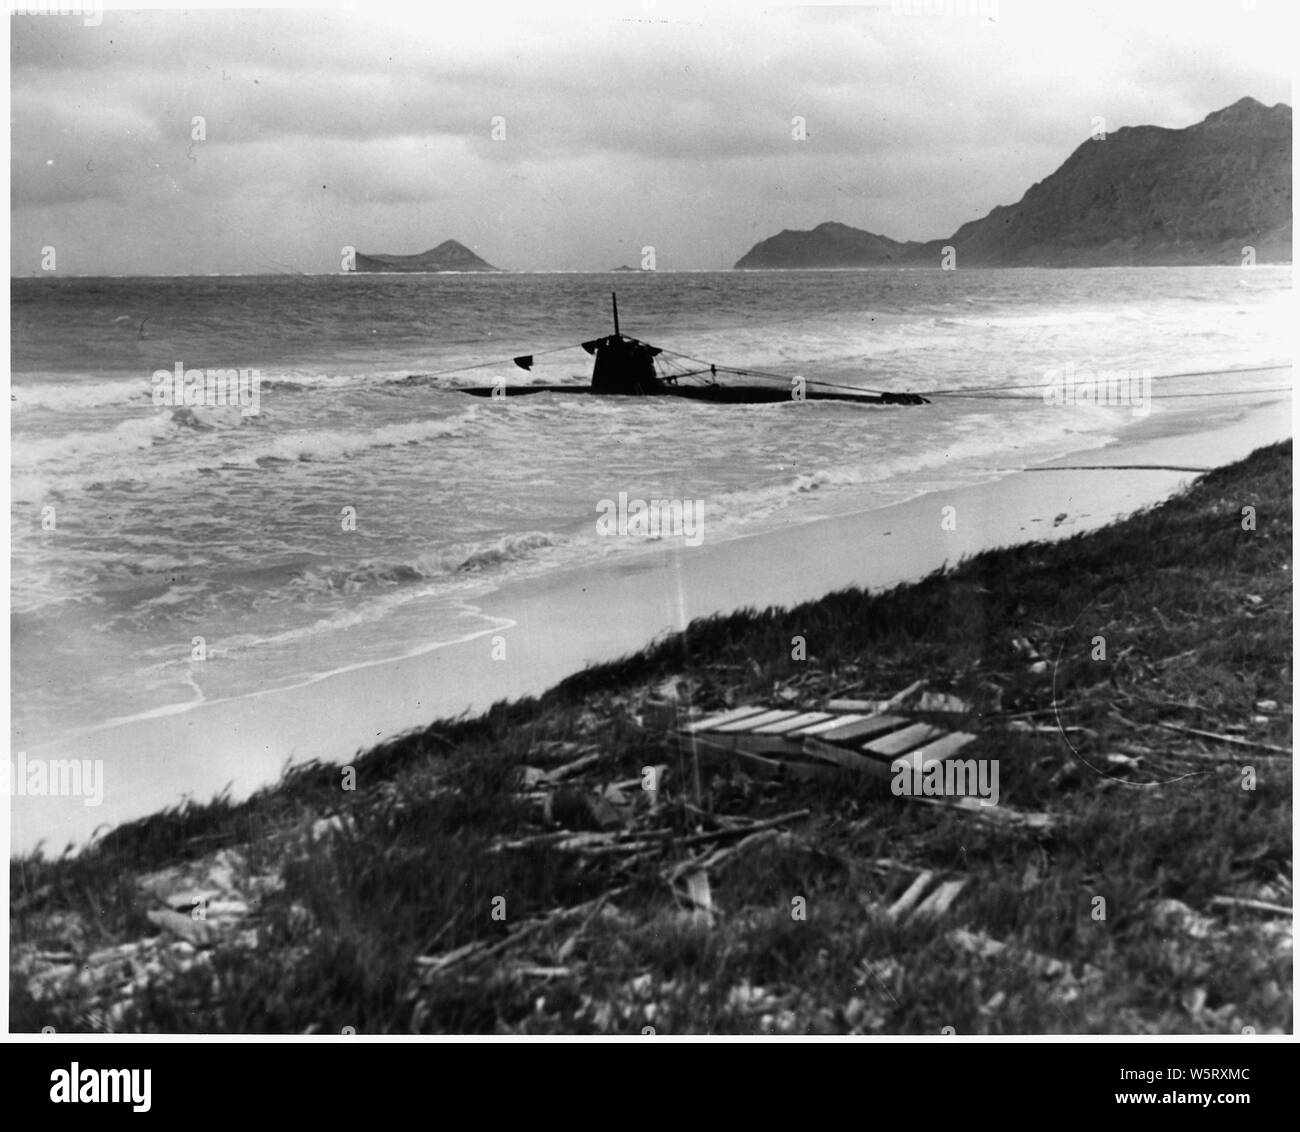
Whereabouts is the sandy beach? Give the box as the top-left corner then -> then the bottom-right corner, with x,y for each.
9,391 -> 1291,854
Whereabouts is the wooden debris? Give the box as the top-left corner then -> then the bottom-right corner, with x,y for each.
666,827 -> 786,884
676,808 -> 811,851
682,871 -> 717,928
690,735 -> 791,778
887,871 -> 934,920
145,909 -> 218,949
681,693 -> 1007,823
895,731 -> 977,769
908,794 -> 1055,832
816,713 -> 908,744
712,708 -> 798,732
542,750 -> 613,783
1208,896 -> 1292,917
863,722 -> 947,758
825,698 -> 891,713
680,705 -> 769,734
750,711 -> 835,735
796,712 -> 871,736
882,679 -> 928,711
1154,721 -> 1291,755
801,738 -> 891,778
910,878 -> 968,921
416,887 -> 630,976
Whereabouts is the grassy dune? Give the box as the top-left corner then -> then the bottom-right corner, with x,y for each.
11,441 -> 1292,1034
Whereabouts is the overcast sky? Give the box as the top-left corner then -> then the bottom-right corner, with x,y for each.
9,0 -> 1292,274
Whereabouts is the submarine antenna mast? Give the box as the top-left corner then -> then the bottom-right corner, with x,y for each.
611,292 -> 620,338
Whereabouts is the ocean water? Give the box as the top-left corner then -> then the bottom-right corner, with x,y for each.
10,267 -> 1291,748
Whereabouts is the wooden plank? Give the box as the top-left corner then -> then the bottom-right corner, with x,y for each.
796,712 -> 869,737
683,871 -> 716,928
863,722 -> 947,757
802,737 -> 894,778
818,713 -> 909,744
680,705 -> 769,734
910,878 -> 968,922
893,731 -> 978,770
730,732 -> 822,756
690,736 -> 787,778
825,698 -> 890,713
887,870 -> 934,920
1208,896 -> 1292,917
750,711 -> 835,735
713,709 -> 799,733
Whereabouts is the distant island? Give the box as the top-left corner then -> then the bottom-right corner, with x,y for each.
353,239 -> 499,273
735,97 -> 1292,268
611,265 -> 639,272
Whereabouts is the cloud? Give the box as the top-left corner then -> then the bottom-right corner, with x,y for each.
9,1 -> 1292,273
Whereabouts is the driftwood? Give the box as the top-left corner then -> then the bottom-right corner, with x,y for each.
431,808 -> 812,971
1208,896 -> 1292,917
1110,709 -> 1291,756
543,750 -> 614,782
1154,721 -> 1291,755
675,808 -> 810,851
887,870 -> 934,920
416,887 -> 631,976
908,794 -> 1055,832
910,878 -> 968,921
664,827 -> 786,886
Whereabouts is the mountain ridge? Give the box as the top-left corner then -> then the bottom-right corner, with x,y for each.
734,98 -> 1292,268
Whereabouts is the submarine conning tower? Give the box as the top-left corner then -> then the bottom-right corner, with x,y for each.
589,291 -> 663,395
590,335 -> 663,395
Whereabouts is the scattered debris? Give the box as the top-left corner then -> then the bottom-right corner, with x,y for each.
887,871 -> 934,921
912,879 -> 968,921
947,928 -> 1102,995
145,909 -> 218,949
1208,896 -> 1292,918
681,694 -> 984,809
1153,721 -> 1291,755
1149,898 -> 1216,940
542,749 -> 613,783
681,871 -> 717,928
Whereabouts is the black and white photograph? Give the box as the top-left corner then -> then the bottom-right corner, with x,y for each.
6,0 -> 1293,1054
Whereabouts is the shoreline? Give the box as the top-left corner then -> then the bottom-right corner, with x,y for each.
9,392 -> 1291,854
11,438 -> 1291,1035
